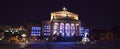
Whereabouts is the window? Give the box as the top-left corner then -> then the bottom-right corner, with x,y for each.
44,25 -> 50,36
79,27 -> 84,36
31,27 -> 41,36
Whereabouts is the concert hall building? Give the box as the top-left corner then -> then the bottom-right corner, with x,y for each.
29,7 -> 90,42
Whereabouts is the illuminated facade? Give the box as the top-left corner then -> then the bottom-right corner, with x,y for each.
28,7 -> 90,42
31,27 -> 41,36
50,7 -> 81,37
40,7 -> 90,42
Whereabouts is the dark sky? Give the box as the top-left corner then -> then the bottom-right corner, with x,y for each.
0,0 -> 120,29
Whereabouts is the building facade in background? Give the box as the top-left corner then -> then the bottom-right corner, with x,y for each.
0,25 -> 27,42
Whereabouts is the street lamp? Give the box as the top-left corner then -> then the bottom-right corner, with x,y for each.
21,34 -> 28,43
22,34 -> 26,38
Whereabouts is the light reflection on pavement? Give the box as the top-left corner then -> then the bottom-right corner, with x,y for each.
0,42 -> 120,49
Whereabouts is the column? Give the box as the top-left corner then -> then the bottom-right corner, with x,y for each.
63,23 -> 65,36
58,22 -> 60,36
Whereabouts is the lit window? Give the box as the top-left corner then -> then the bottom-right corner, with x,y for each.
44,25 -> 50,36
31,27 -> 41,36
5,30 -> 9,32
44,33 -> 50,36
44,25 -> 50,32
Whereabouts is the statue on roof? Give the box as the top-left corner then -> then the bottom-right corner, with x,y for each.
63,7 -> 67,11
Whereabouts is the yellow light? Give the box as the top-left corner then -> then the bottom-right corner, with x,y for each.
63,7 -> 67,11
50,7 -> 79,20
22,34 -> 26,37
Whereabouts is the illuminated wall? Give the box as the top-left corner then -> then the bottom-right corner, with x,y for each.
60,23 -> 64,36
44,25 -> 50,36
65,23 -> 70,37
53,22 -> 81,37
31,27 -> 41,36
85,28 -> 90,36
71,23 -> 75,36
79,27 -> 90,37
79,27 -> 84,37
53,23 -> 59,35
50,7 -> 79,20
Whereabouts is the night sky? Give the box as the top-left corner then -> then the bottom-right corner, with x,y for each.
0,0 -> 120,29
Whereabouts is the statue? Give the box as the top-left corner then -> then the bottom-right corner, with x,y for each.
63,7 -> 67,11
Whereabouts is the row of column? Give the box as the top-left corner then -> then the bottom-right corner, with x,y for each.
53,22 -> 80,37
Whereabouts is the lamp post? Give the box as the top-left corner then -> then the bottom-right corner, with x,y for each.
21,34 -> 27,43
22,34 -> 26,38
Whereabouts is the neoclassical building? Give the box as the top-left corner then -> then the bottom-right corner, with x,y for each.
29,7 -> 89,42
50,7 -> 81,37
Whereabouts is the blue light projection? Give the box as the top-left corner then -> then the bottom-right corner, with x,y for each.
54,23 -> 77,37
53,23 -> 58,35
71,23 -> 75,36
44,25 -> 50,36
31,27 -> 41,36
79,27 -> 85,37
65,23 -> 70,37
85,28 -> 90,36
81,31 -> 90,44
60,23 -> 64,36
